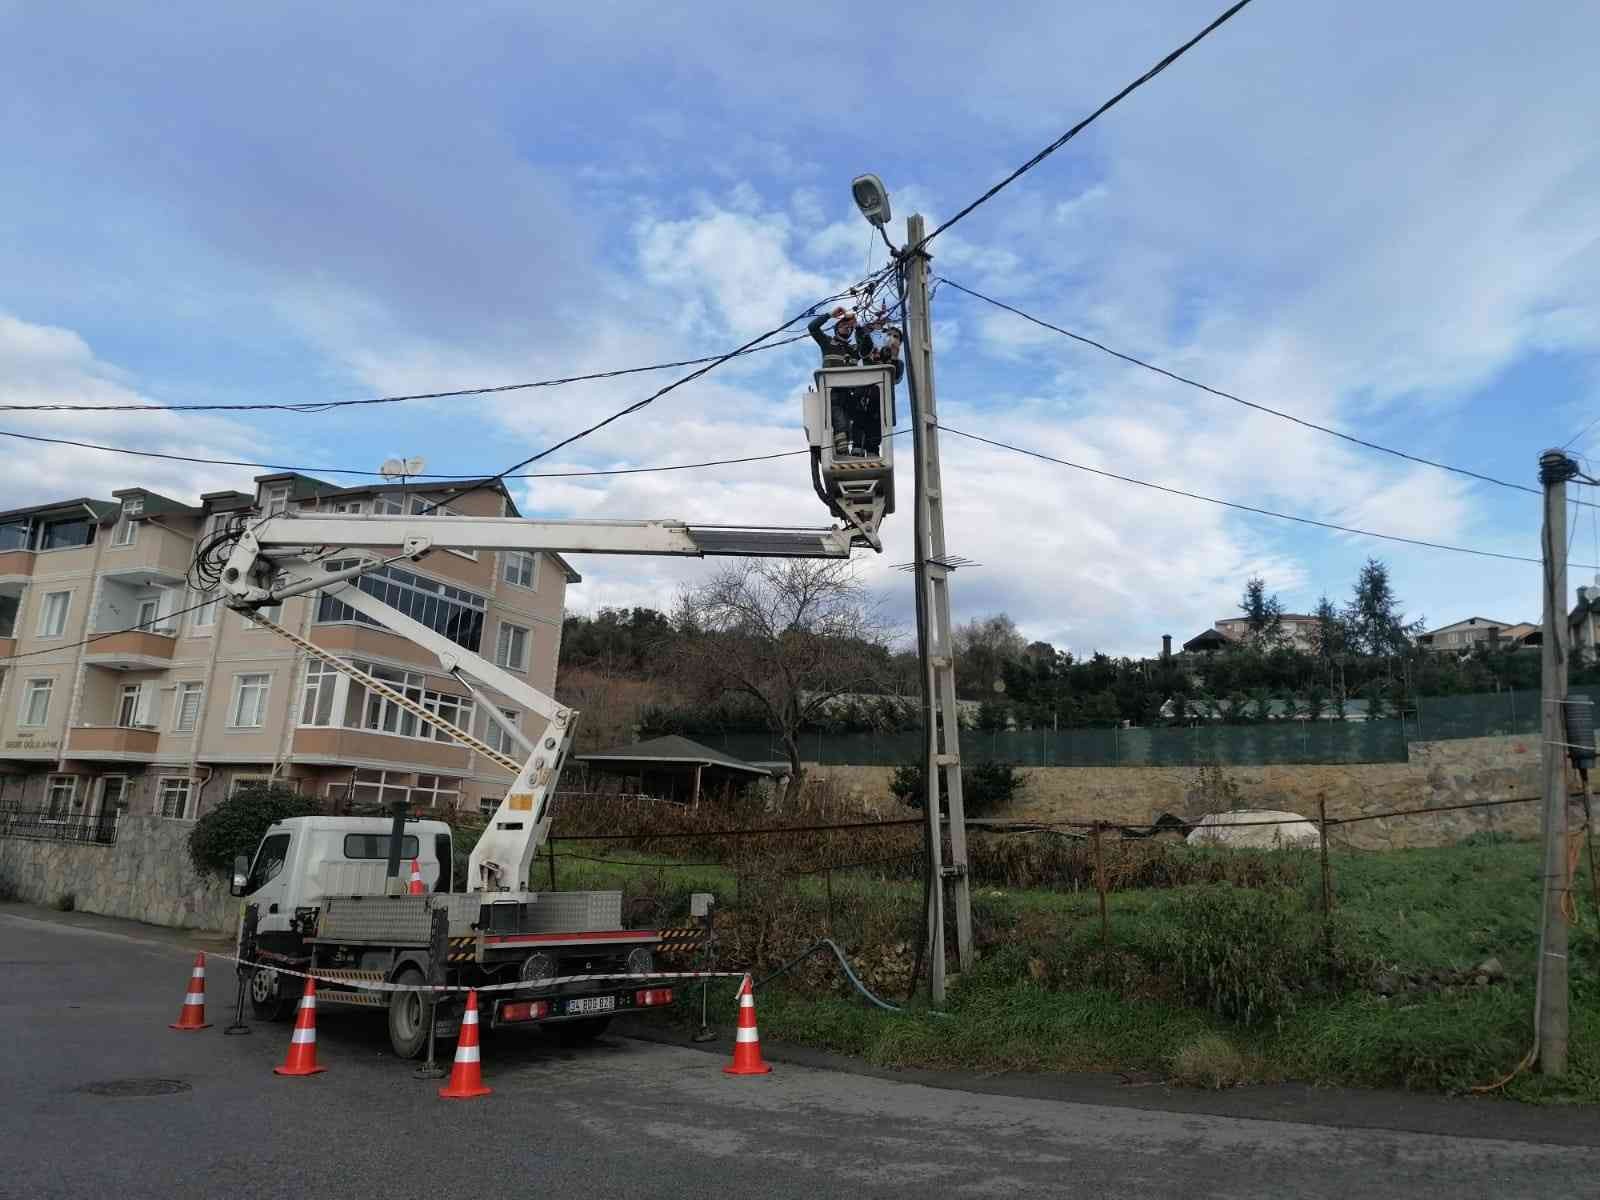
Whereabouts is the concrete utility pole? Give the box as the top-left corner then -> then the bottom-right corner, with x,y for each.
902,214 -> 974,1003
1536,448 -> 1578,1075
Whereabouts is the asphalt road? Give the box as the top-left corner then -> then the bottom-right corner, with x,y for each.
0,907 -> 1594,1199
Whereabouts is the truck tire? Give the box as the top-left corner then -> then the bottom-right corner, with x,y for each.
387,967 -> 432,1060
249,968 -> 294,1022
553,1016 -> 612,1045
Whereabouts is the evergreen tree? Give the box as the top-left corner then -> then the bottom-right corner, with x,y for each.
1239,576 -> 1285,649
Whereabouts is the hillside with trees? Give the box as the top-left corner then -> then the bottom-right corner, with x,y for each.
556,557 -> 1592,747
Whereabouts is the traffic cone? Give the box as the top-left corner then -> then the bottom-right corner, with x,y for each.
169,952 -> 212,1031
408,859 -> 425,895
274,978 -> 326,1076
439,990 -> 492,1099
722,974 -> 771,1076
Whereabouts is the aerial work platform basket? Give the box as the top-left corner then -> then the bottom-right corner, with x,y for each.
803,363 -> 897,550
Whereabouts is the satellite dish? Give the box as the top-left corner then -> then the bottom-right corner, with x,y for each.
379,457 -> 427,478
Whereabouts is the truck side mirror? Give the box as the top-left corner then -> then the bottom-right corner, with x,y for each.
230,854 -> 251,896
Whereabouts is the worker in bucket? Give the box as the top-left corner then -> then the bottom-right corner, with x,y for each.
808,307 -> 872,366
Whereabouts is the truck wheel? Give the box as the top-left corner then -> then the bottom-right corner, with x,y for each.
387,967 -> 432,1060
249,968 -> 294,1022
553,1017 -> 612,1045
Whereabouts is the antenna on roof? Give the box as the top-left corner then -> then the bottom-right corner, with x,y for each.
379,457 -> 426,485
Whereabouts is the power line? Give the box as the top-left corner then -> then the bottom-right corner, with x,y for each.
936,277 -> 1578,506
432,274 -> 890,514
915,0 -> 1256,251
938,423 -> 1600,569
0,427 -> 814,480
0,334 -> 815,414
0,597 -> 218,665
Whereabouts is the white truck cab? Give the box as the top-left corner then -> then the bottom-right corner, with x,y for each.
243,815 -> 454,939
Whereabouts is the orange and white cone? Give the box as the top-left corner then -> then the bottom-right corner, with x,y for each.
408,859 -> 425,895
723,974 -> 771,1076
273,978 -> 326,1077
439,989 -> 492,1099
169,952 -> 212,1031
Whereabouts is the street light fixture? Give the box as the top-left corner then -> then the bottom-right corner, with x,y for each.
850,174 -> 891,229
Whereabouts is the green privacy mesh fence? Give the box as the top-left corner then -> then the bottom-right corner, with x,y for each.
682,686 -> 1597,768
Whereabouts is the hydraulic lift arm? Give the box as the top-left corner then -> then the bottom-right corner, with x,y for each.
218,512 -> 854,892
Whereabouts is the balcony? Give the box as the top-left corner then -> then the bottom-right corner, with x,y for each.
290,727 -> 471,772
0,549 -> 31,580
82,629 -> 177,670
65,725 -> 162,760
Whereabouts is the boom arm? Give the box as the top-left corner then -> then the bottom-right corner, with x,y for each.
217,511 -> 855,893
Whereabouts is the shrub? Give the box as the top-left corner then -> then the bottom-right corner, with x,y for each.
1149,884 -> 1338,1027
1170,1033 -> 1250,1089
890,761 -> 1026,816
187,783 -> 321,876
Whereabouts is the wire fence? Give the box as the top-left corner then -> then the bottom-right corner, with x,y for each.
676,686 -> 1600,767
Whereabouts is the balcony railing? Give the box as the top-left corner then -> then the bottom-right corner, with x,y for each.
0,807 -> 120,846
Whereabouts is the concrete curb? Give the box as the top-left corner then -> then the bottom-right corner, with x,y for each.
615,1016 -> 1600,1149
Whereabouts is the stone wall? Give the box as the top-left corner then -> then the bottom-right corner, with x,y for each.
0,815 -> 237,932
813,733 -> 1545,851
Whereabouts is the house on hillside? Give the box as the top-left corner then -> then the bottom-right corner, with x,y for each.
1417,616 -> 1539,652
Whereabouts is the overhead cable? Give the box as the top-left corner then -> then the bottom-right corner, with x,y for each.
914,0 -> 1256,252
938,423 -> 1599,570
0,335 -> 815,414
0,597 -> 219,665
431,272 -> 894,513
937,277 -> 1575,505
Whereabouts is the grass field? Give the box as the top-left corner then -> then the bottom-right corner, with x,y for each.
553,835 -> 1600,1103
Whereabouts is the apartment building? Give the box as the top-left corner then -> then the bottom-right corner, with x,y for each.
1417,616 -> 1539,652
0,473 -> 577,827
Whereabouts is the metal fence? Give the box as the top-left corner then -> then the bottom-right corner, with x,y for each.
678,685 -> 1600,768
0,808 -> 121,846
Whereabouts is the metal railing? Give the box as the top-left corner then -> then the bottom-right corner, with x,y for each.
0,807 -> 121,846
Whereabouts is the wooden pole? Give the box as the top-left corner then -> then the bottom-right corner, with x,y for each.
692,764 -> 702,811
1537,449 -> 1576,1075
1093,822 -> 1109,949
1318,794 -> 1332,920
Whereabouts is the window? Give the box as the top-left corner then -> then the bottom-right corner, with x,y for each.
44,775 -> 79,822
315,560 -> 486,651
411,774 -> 460,810
345,660 -> 473,743
175,682 -> 204,733
117,683 -> 152,727
0,521 -> 29,551
228,774 -> 274,798
37,590 -> 70,638
484,708 -> 521,756
327,499 -> 365,514
112,516 -> 140,547
479,794 -> 501,817
373,494 -> 406,515
0,591 -> 18,639
495,622 -> 529,671
342,832 -> 420,860
299,660 -> 340,727
136,598 -> 160,629
156,776 -> 193,820
410,496 -> 477,559
38,517 -> 94,551
327,768 -> 413,809
190,590 -> 218,630
245,833 -> 291,894
503,551 -> 538,590
20,678 -> 52,727
262,485 -> 290,516
229,673 -> 270,728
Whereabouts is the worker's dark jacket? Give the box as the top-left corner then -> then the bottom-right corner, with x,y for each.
808,314 -> 872,366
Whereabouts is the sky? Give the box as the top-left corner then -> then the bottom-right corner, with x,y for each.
2,1 -> 1598,659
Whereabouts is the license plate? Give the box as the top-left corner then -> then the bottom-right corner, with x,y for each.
566,995 -> 615,1016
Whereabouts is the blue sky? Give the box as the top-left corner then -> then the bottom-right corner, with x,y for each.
2,1 -> 1597,657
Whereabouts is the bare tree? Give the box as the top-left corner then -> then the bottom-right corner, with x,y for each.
673,559 -> 891,805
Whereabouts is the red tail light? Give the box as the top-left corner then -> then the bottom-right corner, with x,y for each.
498,1000 -> 550,1023
635,988 -> 674,1007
